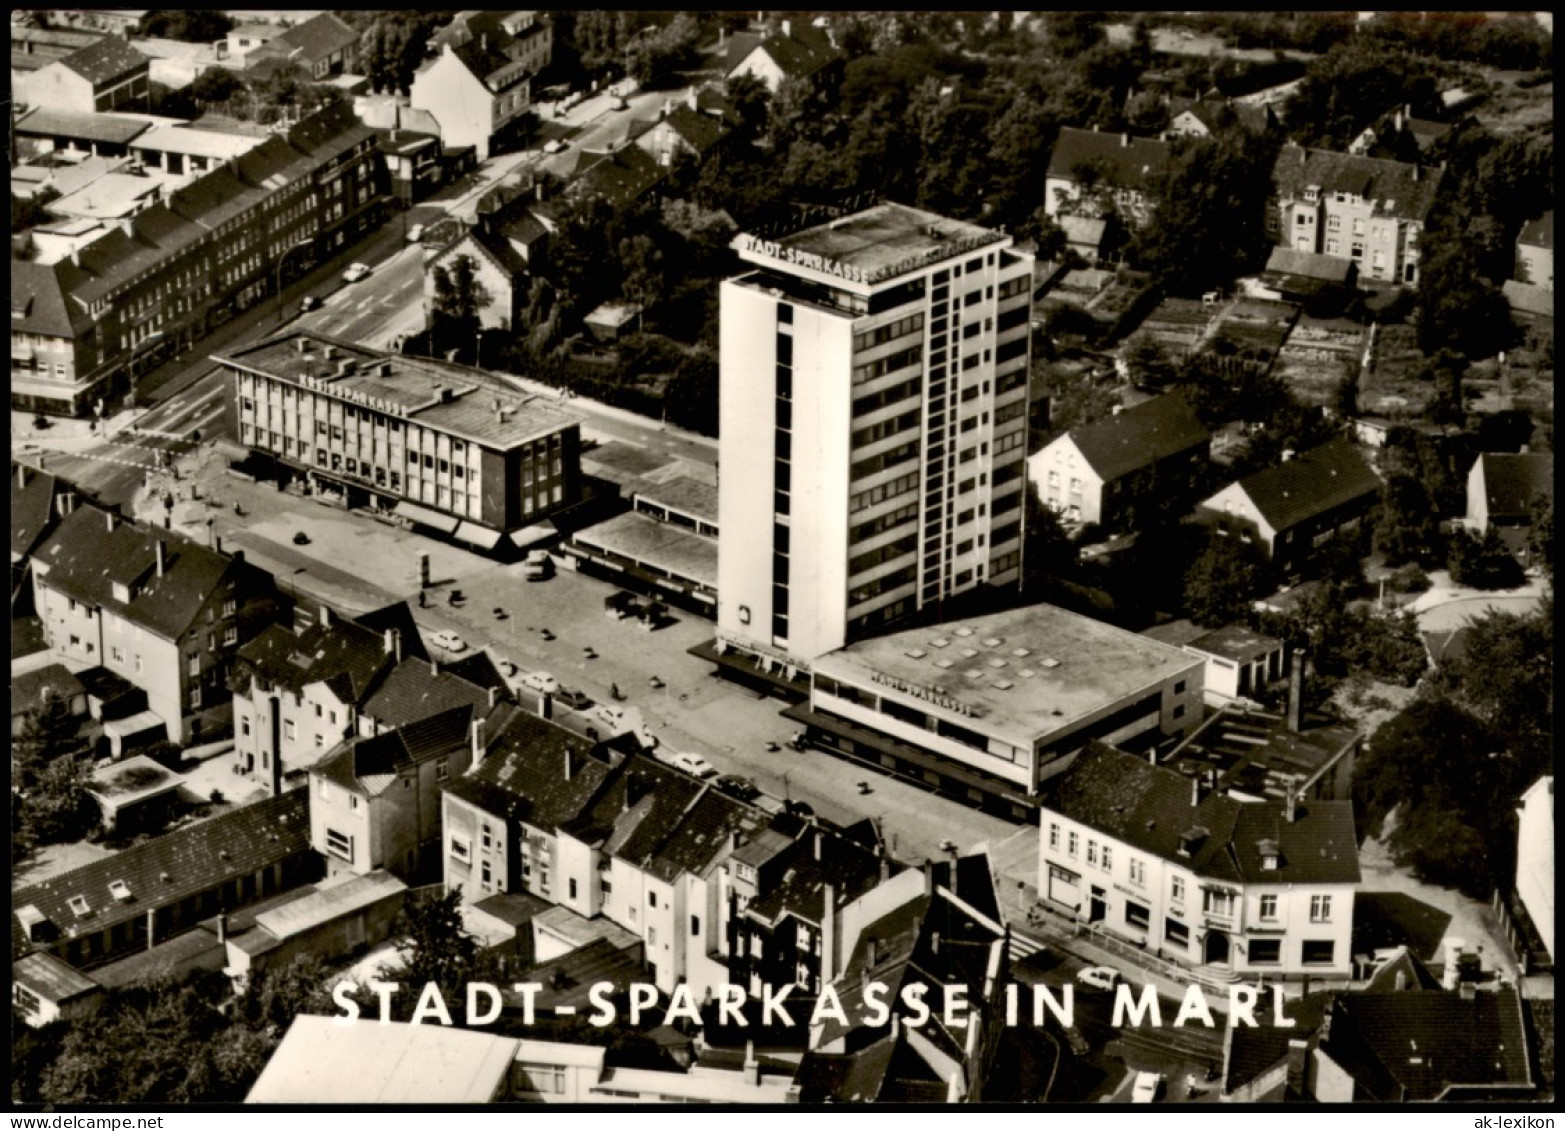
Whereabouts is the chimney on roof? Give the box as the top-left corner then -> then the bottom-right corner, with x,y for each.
1092,123 -> 1099,133
1121,132 -> 1131,147
1281,449 -> 1295,462
1285,1038 -> 1309,1096
57,489 -> 78,518
384,628 -> 397,658
1394,969 -> 1407,991
780,19 -> 791,38
431,657 -> 440,678
319,604 -> 331,628
216,912 -> 228,945
563,746 -> 575,781
155,539 -> 166,577
70,245 -> 82,267
1284,777 -> 1299,824
16,464 -> 28,489
1412,163 -> 1421,182
323,344 -> 336,361
813,827 -> 823,862
1288,652 -> 1306,733
105,509 -> 118,533
878,847 -> 890,884
1191,774 -> 1202,807
471,714 -> 484,761
488,684 -> 498,710
623,771 -> 641,811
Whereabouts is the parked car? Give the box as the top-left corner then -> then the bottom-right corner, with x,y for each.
405,223 -> 425,244
521,671 -> 560,696
341,262 -> 371,283
292,531 -> 310,545
594,704 -> 629,730
430,630 -> 467,653
555,687 -> 593,711
495,658 -> 518,679
610,95 -> 628,110
543,138 -> 566,154
524,549 -> 554,581
665,751 -> 717,779
299,294 -> 321,312
1131,1071 -> 1163,1104
713,774 -> 760,802
1077,966 -> 1122,991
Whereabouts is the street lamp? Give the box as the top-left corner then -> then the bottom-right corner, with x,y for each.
275,238 -> 315,326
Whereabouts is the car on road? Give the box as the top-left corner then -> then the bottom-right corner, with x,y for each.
299,294 -> 321,312
342,262 -> 372,283
594,703 -> 629,730
543,139 -> 566,154
524,549 -> 554,581
713,774 -> 760,802
292,531 -> 310,545
609,95 -> 628,110
521,671 -> 560,696
1131,1071 -> 1163,1104
430,630 -> 467,653
664,751 -> 718,779
405,223 -> 425,244
555,688 -> 592,711
1077,966 -> 1122,991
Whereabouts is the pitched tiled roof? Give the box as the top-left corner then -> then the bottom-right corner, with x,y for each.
317,704 -> 474,795
11,463 -> 72,560
1230,437 -> 1381,535
351,602 -> 430,663
1223,990 -> 1334,1095
657,105 -> 727,154
1068,391 -> 1209,482
574,145 -> 665,206
11,664 -> 87,716
1518,210 -> 1553,251
1046,127 -> 1174,192
1363,946 -> 1443,993
647,788 -> 769,883
274,13 -> 358,65
234,618 -> 394,704
742,828 -> 891,927
58,36 -> 148,85
1265,246 -> 1355,284
12,790 -> 310,960
1272,145 -> 1444,223
449,35 -> 531,93
1042,742 -> 1360,884
32,504 -> 257,642
1322,987 -> 1532,1100
1476,452 -> 1553,520
727,25 -> 840,81
360,656 -> 495,731
446,712 -> 611,830
11,259 -> 93,341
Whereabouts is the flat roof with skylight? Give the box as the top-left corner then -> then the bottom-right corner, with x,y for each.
811,603 -> 1202,742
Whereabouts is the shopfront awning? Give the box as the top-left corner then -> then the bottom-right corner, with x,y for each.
508,523 -> 557,550
453,522 -> 502,550
393,501 -> 459,535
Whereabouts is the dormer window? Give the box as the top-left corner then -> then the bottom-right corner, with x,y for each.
112,581 -> 132,603
109,880 -> 133,902
67,896 -> 92,918
1303,186 -> 1319,202
1258,838 -> 1280,871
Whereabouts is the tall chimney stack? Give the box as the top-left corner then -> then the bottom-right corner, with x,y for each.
1192,774 -> 1202,807
155,540 -> 167,577
1284,777 -> 1299,823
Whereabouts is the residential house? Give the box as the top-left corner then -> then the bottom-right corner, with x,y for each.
1514,211 -> 1553,291
312,702 -> 505,882
30,504 -> 282,743
1028,392 -> 1209,529
12,951 -> 106,1029
376,128 -> 444,206
431,11 -> 553,81
442,713 -> 621,907
11,462 -> 83,609
410,33 -> 535,160
11,663 -> 90,737
1313,986 -> 1534,1101
18,35 -> 150,116
229,604 -> 414,795
1260,246 -> 1358,307
1512,776 -> 1552,967
424,213 -> 546,332
1268,144 -> 1443,287
1043,127 -> 1174,231
11,790 -> 317,971
358,651 -> 508,738
253,13 -> 360,81
1038,742 -> 1360,979
795,854 -> 1010,1103
633,102 -> 729,169
1347,105 -> 1451,158
11,101 -> 384,416
1167,95 -> 1278,138
724,20 -> 842,93
726,818 -> 896,998
218,22 -> 286,67
568,144 -> 667,208
1194,437 -> 1382,576
1463,451 -> 1553,564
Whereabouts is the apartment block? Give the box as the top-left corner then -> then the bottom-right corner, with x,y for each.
716,202 -> 1033,671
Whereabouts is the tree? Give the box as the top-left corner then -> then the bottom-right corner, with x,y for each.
1527,493 -> 1553,580
1434,601 -> 1552,736
1373,474 -> 1441,567
14,692 -> 97,848
430,255 -> 493,359
1183,538 -> 1268,627
188,67 -> 243,105
1446,527 -> 1525,591
1021,482 -> 1078,595
139,10 -> 234,42
617,233 -> 666,312
233,955 -> 339,1036
11,187 -> 60,234
1120,334 -> 1178,389
1354,696 -> 1519,897
392,889 -> 479,991
626,13 -> 700,89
